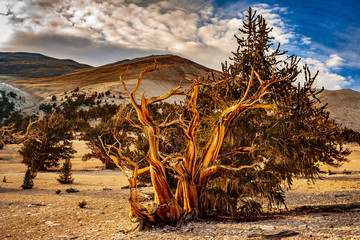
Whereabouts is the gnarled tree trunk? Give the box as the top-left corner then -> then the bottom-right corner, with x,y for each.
102,59 -> 282,230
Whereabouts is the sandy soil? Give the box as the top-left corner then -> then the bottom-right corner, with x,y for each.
1,141 -> 360,239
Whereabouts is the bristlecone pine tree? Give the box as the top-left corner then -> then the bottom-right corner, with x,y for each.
19,113 -> 76,171
57,159 -> 74,184
101,8 -> 349,230
82,120 -> 119,169
198,8 -> 349,216
21,168 -> 37,189
0,118 -> 37,149
81,104 -> 135,169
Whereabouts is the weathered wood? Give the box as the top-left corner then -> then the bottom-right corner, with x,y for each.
101,59 -> 282,229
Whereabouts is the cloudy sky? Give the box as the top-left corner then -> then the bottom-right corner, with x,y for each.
0,0 -> 359,90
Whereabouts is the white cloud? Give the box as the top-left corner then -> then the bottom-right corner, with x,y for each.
326,54 -> 345,69
2,0 -> 301,70
301,37 -> 311,45
252,4 -> 294,44
302,57 -> 350,90
0,0 -> 353,90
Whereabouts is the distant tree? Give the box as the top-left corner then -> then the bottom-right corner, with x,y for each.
21,168 -> 37,189
19,113 -> 76,171
57,159 -> 74,184
2,111 -> 40,133
340,127 -> 360,145
39,103 -> 53,114
0,117 -> 37,149
0,90 -> 15,120
82,121 -> 118,169
82,104 -> 134,169
7,91 -> 17,99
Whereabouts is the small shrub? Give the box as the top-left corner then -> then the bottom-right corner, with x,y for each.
22,168 -> 37,189
39,103 -> 53,114
57,159 -> 74,184
78,199 -> 87,208
7,91 -> 17,99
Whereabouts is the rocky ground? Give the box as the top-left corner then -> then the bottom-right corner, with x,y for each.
1,142 -> 360,239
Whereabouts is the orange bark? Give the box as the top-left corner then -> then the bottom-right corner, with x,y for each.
101,59 -> 282,229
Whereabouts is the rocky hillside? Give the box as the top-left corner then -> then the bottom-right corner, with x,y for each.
0,52 -> 92,78
321,89 -> 360,131
0,54 -> 216,97
1,53 -> 359,132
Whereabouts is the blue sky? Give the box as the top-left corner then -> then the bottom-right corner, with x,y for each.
0,0 -> 359,90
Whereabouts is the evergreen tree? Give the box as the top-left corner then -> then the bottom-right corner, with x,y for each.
21,168 -> 37,189
99,8 -> 349,228
81,104 -> 134,169
19,113 -> 76,171
57,159 -> 74,184
197,8 -> 349,216
0,90 -> 15,121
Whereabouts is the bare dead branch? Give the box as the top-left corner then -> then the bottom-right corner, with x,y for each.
146,85 -> 185,105
217,146 -> 262,159
202,163 -> 259,178
0,118 -> 40,146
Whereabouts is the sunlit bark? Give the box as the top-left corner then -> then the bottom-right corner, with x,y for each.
102,59 -> 282,230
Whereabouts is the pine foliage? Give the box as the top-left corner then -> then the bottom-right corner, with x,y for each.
198,8 -> 349,216
99,8 -> 349,228
19,113 -> 76,171
57,159 -> 74,184
21,168 -> 37,189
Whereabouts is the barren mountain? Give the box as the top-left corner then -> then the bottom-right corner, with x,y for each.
1,53 -> 359,131
0,52 -> 92,78
1,55 -> 215,97
321,89 -> 360,131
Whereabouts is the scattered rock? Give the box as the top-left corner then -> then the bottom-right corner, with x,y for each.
66,188 -> 79,193
121,183 -> 147,189
248,230 -> 300,239
55,190 -> 61,194
334,194 -> 348,197
102,187 -> 112,191
27,203 -> 46,207
45,220 -> 61,227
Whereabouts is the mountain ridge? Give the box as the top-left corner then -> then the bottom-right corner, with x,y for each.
2,54 -> 216,96
0,52 -> 93,78
0,52 -> 359,131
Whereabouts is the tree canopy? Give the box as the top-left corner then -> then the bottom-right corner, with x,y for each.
196,8 -> 349,215
100,8 -> 349,230
19,113 -> 76,171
